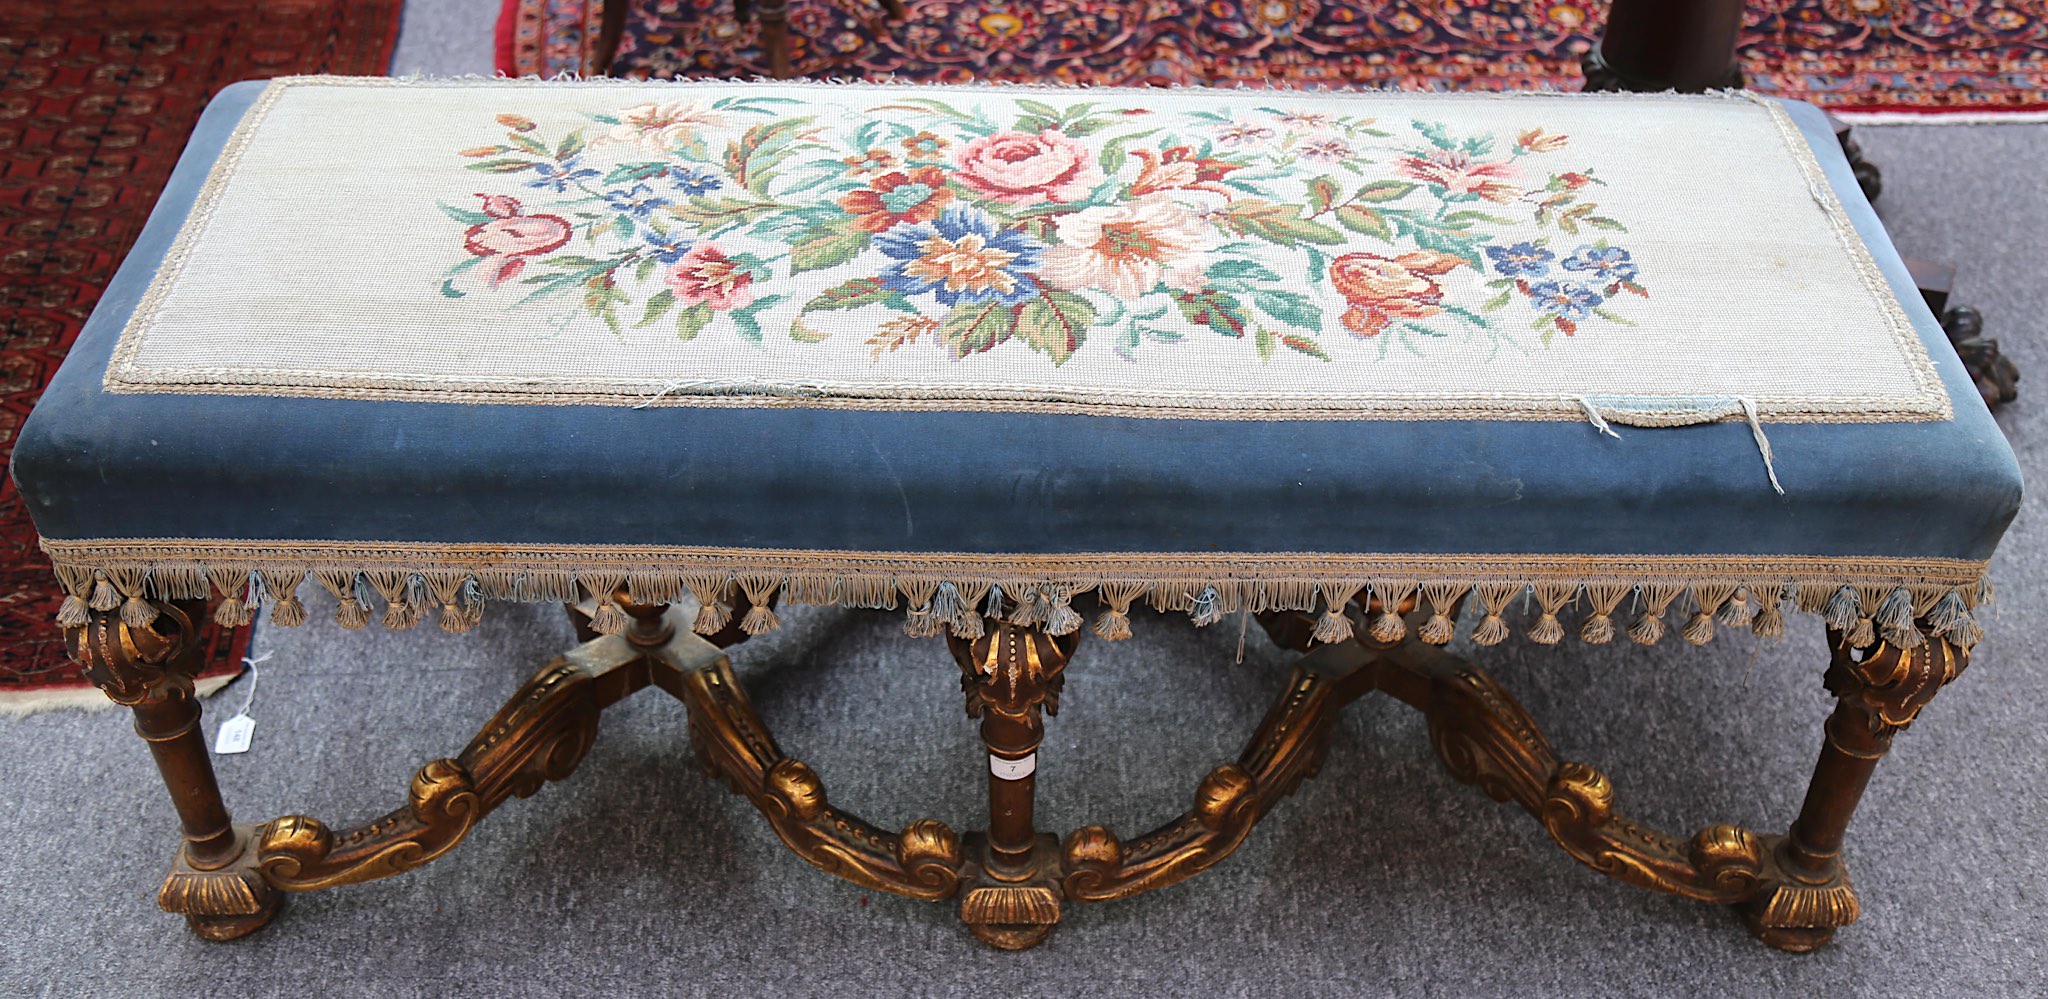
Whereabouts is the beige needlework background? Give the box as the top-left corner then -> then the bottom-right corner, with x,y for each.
105,77 -> 1947,422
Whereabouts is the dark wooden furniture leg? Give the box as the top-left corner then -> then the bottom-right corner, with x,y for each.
758,0 -> 791,79
1580,0 -> 1742,92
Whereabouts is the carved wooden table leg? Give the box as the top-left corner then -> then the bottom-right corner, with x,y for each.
947,619 -> 1075,949
73,600 -> 281,940
758,0 -> 791,78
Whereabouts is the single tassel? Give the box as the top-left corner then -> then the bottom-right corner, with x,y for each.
1470,583 -> 1520,647
1874,586 -> 1922,648
1416,581 -> 1470,646
214,598 -> 252,628
56,594 -> 91,629
1926,589 -> 1968,638
738,575 -> 781,635
984,584 -> 1005,622
925,581 -> 964,637
1753,593 -> 1785,638
1366,580 -> 1411,644
591,597 -> 629,635
1044,587 -> 1083,637
120,595 -> 159,629
1822,586 -> 1861,633
1629,611 -> 1666,646
89,572 -> 120,612
439,578 -> 484,634
336,592 -> 370,630
1007,584 -> 1045,627
1580,612 -> 1615,645
904,604 -> 943,638
1312,606 -> 1354,645
270,593 -> 308,628
1681,610 -> 1716,646
1188,585 -> 1224,627
685,573 -> 733,636
1717,587 -> 1755,629
1630,584 -> 1682,646
1093,581 -> 1145,641
1846,617 -> 1876,648
1527,583 -> 1575,646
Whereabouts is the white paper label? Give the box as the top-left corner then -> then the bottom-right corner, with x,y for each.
214,715 -> 255,755
990,753 -> 1035,781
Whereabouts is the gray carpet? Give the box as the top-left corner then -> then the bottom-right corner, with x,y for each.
2,5 -> 2045,995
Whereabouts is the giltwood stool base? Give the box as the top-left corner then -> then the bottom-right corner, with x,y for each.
73,593 -> 1964,951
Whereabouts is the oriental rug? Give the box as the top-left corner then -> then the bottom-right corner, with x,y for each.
498,0 -> 2048,114
0,0 -> 403,709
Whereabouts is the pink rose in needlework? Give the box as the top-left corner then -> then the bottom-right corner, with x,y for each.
953,130 -> 1104,205
1042,196 -> 1219,299
463,194 -> 572,288
666,244 -> 756,311
1398,148 -> 1520,204
1328,251 -> 1466,336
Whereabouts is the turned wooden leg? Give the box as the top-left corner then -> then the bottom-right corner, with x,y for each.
879,0 -> 906,20
1739,622 -> 1969,950
758,0 -> 791,78
947,619 -> 1075,950
71,600 -> 281,940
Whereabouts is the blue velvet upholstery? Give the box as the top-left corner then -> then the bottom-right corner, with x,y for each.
10,82 -> 2021,568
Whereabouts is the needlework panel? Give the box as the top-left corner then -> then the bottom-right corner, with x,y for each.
105,77 -> 1946,423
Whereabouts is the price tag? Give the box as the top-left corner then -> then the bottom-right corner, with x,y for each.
214,715 -> 255,755
989,753 -> 1035,781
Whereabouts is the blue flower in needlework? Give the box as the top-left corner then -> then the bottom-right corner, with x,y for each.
603,183 -> 672,219
669,167 -> 722,195
527,159 -> 599,193
876,207 -> 1043,306
1527,281 -> 1604,319
1561,244 -> 1638,283
642,230 -> 693,264
1484,241 -> 1553,278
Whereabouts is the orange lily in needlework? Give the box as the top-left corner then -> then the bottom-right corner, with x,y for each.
1127,146 -> 1243,197
1328,250 -> 1466,336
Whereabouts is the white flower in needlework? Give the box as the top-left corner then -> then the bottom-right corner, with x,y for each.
602,101 -> 725,151
1041,197 -> 1220,299
1399,146 -> 1521,203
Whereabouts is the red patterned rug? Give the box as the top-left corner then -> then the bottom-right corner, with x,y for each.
499,0 -> 2048,113
0,0 -> 403,710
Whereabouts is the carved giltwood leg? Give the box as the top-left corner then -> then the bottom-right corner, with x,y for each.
71,600 -> 282,940
947,620 -> 1076,950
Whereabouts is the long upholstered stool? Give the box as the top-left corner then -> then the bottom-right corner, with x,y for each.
14,76 -> 2019,951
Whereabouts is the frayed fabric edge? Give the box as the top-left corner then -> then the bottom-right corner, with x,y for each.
40,540 -> 1990,652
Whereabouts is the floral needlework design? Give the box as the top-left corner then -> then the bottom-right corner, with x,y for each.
439,98 -> 1649,365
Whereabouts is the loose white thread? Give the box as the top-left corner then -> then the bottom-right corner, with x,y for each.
1574,396 -> 1623,439
1739,397 -> 1786,495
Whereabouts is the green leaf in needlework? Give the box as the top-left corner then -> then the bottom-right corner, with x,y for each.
1251,289 -> 1322,332
789,222 -> 872,275
540,255 -> 616,269
1281,334 -> 1332,361
613,214 -> 635,240
1015,98 -> 1063,120
604,162 -> 671,185
508,133 -> 549,156
635,256 -> 659,282
1442,209 -> 1516,225
638,289 -> 676,327
1096,128 -> 1160,177
1414,120 -> 1456,150
556,129 -> 587,161
1254,327 -> 1277,361
1206,259 -> 1283,292
466,158 -> 540,174
800,276 -> 914,313
669,197 -> 782,233
1480,289 -> 1512,312
1306,176 -> 1341,214
438,202 -> 491,225
1582,216 -> 1627,232
1333,205 -> 1393,241
1173,289 -> 1252,338
1217,200 -> 1344,247
676,302 -> 714,341
1352,180 -> 1416,203
939,302 -> 1017,357
1015,290 -> 1097,365
789,315 -> 833,342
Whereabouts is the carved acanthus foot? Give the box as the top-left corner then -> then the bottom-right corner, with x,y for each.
1738,863 -> 1858,953
1942,305 -> 2019,409
960,833 -> 1063,950
159,824 -> 282,940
